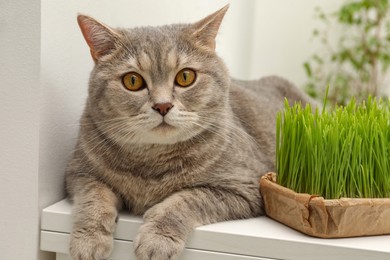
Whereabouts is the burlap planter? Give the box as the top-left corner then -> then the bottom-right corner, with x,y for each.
260,172 -> 390,238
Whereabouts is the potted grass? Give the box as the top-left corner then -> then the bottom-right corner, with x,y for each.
260,96 -> 390,238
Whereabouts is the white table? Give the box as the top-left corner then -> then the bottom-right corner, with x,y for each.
40,199 -> 390,260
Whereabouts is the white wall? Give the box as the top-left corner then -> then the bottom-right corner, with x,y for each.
250,0 -> 340,85
0,1 -> 340,259
0,0 -> 45,259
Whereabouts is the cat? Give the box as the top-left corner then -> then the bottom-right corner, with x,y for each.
66,5 -> 313,260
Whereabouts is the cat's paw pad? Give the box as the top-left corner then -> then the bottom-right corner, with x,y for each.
134,223 -> 185,260
70,228 -> 113,260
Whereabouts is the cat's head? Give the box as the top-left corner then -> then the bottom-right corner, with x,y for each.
78,6 -> 230,145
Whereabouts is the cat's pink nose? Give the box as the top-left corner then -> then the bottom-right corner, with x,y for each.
152,102 -> 173,116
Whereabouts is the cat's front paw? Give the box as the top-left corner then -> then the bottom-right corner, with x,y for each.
134,222 -> 185,260
70,228 -> 113,260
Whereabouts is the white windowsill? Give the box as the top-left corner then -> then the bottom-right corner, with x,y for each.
40,199 -> 390,260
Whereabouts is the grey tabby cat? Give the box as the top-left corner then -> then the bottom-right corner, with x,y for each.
66,5 -> 313,260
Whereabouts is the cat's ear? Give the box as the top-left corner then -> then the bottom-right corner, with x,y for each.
77,15 -> 120,62
190,5 -> 229,50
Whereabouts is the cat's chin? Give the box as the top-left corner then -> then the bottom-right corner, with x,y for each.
147,123 -> 183,144
145,118 -> 208,145
153,122 -> 176,131
137,122 -> 202,145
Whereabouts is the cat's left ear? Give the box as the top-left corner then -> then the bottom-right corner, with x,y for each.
77,15 -> 121,62
190,5 -> 229,50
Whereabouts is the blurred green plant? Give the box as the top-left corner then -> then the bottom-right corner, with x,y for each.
304,0 -> 390,106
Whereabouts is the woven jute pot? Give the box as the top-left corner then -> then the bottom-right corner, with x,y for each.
260,172 -> 390,238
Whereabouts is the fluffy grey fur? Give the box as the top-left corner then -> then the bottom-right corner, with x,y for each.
66,6 -> 313,260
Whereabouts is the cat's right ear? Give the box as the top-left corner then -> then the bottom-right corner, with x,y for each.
77,15 -> 120,62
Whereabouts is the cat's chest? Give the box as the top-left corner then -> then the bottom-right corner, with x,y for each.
101,167 -> 191,215
90,138 -> 218,213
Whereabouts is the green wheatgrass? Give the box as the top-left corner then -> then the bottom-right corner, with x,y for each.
276,97 -> 390,199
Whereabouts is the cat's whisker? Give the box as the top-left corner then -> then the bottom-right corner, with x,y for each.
195,115 -> 260,152
66,116 -> 129,127
79,120 -> 134,160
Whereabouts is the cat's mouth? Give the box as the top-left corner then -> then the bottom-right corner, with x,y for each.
153,121 -> 175,131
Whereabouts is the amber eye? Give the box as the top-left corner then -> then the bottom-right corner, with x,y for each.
122,72 -> 145,91
175,68 -> 196,87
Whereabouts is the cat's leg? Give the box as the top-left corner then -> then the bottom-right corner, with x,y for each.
69,178 -> 121,260
134,186 -> 262,260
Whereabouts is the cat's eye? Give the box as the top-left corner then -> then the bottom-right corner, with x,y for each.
122,72 -> 145,91
175,69 -> 196,87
